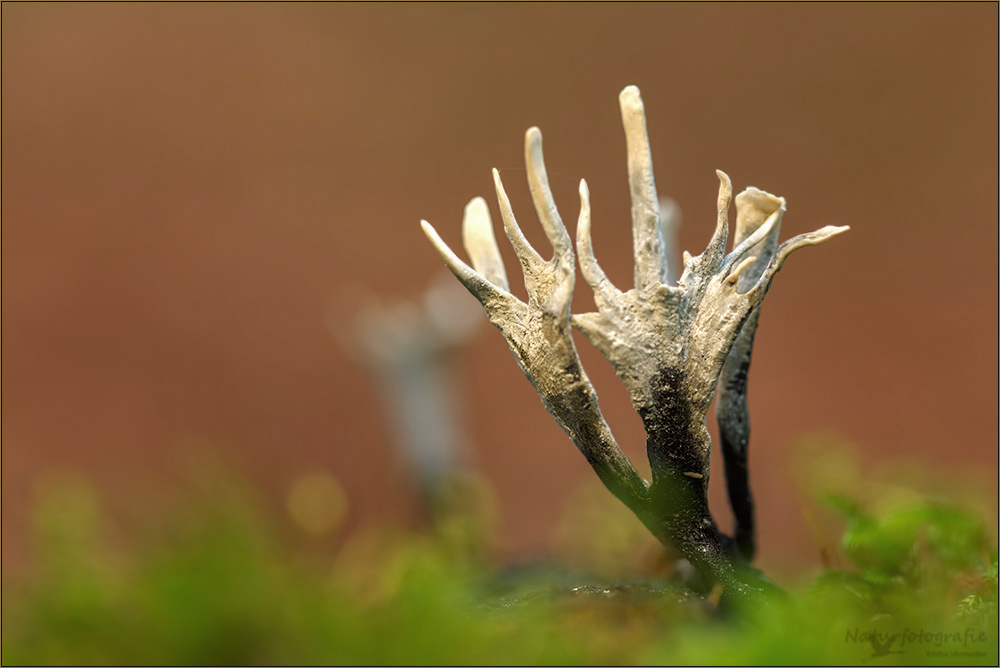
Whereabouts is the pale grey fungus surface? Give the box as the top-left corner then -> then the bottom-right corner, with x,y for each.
421,85 -> 848,599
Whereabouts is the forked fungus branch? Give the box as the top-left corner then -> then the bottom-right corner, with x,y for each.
421,85 -> 848,598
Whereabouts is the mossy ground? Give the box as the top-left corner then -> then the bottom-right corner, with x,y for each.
3,443 -> 996,666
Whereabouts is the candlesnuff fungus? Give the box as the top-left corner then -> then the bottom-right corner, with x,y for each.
421,85 -> 848,598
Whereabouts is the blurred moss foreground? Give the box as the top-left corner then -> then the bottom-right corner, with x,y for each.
3,445 -> 997,666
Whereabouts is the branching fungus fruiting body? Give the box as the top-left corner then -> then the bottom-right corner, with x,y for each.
421,85 -> 848,598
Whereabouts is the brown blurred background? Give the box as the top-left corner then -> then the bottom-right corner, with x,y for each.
3,4 -> 997,580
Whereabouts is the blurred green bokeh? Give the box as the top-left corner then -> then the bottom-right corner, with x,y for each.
3,442 -> 996,666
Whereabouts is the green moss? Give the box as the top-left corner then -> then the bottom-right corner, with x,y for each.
3,455 -> 996,666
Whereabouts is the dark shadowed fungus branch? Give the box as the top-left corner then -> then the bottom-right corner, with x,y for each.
715,188 -> 785,563
421,85 -> 848,599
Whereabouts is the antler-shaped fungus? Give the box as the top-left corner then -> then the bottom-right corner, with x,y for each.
421,85 -> 847,598
421,129 -> 651,520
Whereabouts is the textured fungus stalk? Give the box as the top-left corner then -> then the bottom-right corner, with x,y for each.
422,129 -> 650,520
716,188 -> 785,562
421,85 -> 848,598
